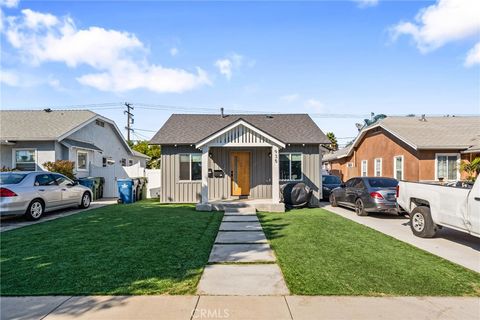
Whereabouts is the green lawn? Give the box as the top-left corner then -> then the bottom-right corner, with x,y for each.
1,201 -> 223,296
259,208 -> 480,296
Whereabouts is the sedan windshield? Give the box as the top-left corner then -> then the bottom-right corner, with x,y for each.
0,173 -> 27,185
323,175 -> 341,184
368,178 -> 398,188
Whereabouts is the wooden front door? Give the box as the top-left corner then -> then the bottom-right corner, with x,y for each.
231,152 -> 250,196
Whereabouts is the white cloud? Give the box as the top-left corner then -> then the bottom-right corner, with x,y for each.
214,53 -> 245,80
170,47 -> 178,56
391,0 -> 480,66
2,9 -> 210,93
0,0 -> 19,8
465,42 -> 480,67
304,99 -> 327,113
354,0 -> 379,8
280,94 -> 299,102
0,69 -> 19,86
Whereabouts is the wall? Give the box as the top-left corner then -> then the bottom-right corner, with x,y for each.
160,144 -> 322,205
0,141 -> 56,170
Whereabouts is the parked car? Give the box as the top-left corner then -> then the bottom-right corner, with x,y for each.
396,179 -> 479,238
322,175 -> 342,200
0,172 -> 92,220
329,177 -> 399,216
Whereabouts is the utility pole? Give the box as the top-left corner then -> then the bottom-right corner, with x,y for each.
124,102 -> 134,143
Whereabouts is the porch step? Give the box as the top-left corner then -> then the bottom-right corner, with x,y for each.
223,205 -> 256,214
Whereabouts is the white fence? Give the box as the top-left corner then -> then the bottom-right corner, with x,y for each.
145,169 -> 161,198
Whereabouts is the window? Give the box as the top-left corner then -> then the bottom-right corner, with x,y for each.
120,158 -> 127,166
77,151 -> 88,171
361,160 -> 368,177
128,159 -> 134,166
280,153 -> 302,181
393,155 -> 404,180
14,149 -> 36,171
34,174 -> 55,186
436,154 -> 459,181
95,119 -> 105,127
322,175 -> 341,184
374,158 -> 382,177
347,162 -> 354,168
52,174 -> 73,187
367,178 -> 398,188
179,154 -> 202,181
102,157 -> 107,167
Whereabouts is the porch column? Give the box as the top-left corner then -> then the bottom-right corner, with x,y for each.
201,146 -> 209,204
271,145 -> 280,203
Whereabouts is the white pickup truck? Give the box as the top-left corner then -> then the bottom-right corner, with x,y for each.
396,179 -> 480,238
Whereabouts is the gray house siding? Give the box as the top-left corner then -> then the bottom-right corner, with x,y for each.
0,141 -> 56,170
160,144 -> 322,205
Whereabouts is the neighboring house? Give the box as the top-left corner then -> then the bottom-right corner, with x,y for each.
0,109 -> 149,196
323,115 -> 480,182
150,113 -> 330,211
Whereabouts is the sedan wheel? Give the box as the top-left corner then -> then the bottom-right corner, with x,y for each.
355,199 -> 368,216
80,192 -> 91,209
25,200 -> 44,221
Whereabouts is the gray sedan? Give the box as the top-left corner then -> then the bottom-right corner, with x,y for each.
0,172 -> 92,220
329,177 -> 399,216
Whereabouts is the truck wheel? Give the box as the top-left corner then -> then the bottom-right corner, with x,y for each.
329,194 -> 338,207
355,198 -> 368,216
410,206 -> 436,238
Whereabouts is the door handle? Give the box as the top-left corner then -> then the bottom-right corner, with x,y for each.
475,197 -> 480,201
62,189 -> 67,191
39,189 -> 45,192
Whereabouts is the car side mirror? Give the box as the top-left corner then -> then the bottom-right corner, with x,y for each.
340,183 -> 346,188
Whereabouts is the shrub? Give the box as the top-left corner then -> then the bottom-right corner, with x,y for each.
43,160 -> 76,179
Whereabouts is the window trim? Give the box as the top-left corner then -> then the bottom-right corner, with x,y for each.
346,162 -> 354,168
434,153 -> 460,181
76,150 -> 89,172
12,148 -> 37,171
361,160 -> 368,177
393,155 -> 404,180
178,153 -> 202,182
374,158 -> 382,177
279,152 -> 303,181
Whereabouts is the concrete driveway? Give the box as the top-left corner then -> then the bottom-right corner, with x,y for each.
321,202 -> 480,273
0,198 -> 117,233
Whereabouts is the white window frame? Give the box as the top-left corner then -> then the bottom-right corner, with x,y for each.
76,150 -> 89,172
374,158 -> 382,177
434,153 -> 460,181
178,153 -> 202,182
361,160 -> 368,177
12,148 -> 37,170
393,155 -> 404,180
280,152 -> 303,181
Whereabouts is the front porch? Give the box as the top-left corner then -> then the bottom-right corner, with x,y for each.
195,120 -> 285,212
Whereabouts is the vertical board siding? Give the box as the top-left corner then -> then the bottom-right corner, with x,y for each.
160,144 -> 321,205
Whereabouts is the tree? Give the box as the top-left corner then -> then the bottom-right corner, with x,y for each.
130,140 -> 161,169
459,157 -> 480,181
326,132 -> 338,151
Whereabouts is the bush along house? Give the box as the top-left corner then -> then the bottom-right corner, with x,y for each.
149,111 -> 330,212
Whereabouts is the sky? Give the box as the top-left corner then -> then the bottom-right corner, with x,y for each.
1,0 -> 479,146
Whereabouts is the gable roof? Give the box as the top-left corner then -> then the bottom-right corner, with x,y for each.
323,115 -> 480,161
150,114 -> 329,145
0,110 -> 97,141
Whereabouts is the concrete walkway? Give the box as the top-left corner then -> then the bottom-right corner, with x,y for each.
2,295 -> 478,320
0,198 -> 117,233
322,203 -> 480,273
197,205 -> 289,295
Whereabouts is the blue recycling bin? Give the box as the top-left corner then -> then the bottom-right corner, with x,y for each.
117,179 -> 135,204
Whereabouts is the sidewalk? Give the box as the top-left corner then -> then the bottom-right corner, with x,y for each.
321,203 -> 480,273
0,198 -> 117,233
197,205 -> 289,295
2,295 -> 478,320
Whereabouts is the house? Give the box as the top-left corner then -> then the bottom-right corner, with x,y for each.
0,109 -> 149,196
323,115 -> 480,182
149,113 -> 330,212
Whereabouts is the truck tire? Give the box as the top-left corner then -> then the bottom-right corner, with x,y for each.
410,206 -> 436,238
